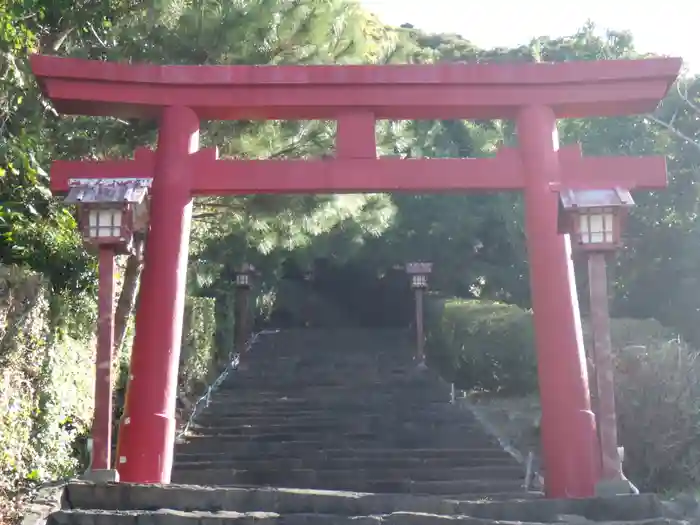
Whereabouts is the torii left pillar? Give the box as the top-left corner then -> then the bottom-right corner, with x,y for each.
115,106 -> 199,483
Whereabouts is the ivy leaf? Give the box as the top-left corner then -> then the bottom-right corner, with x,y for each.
25,469 -> 40,481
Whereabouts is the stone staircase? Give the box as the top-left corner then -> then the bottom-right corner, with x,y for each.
172,328 -> 532,499
42,328 -> 682,524
48,482 -> 677,524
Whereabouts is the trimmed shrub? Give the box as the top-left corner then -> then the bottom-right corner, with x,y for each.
425,296 -> 537,395
426,295 -> 700,491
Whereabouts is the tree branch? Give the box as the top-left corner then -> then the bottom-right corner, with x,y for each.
676,81 -> 700,116
645,114 -> 700,153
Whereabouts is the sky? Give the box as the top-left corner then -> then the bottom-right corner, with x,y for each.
360,1 -> 698,71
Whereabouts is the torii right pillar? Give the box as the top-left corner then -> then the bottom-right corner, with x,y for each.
518,105 -> 599,497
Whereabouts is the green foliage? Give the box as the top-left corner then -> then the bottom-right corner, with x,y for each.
425,296 -> 538,395
0,0 -> 97,304
0,266 -> 93,496
269,279 -> 357,328
179,296 -> 217,397
213,289 -> 236,363
614,333 -> 700,492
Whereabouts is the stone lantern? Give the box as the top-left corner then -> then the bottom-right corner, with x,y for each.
558,186 -> 636,496
64,179 -> 150,482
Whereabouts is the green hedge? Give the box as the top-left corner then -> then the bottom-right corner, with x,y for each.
425,296 -> 538,395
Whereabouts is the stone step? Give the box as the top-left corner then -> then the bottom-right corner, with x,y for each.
197,404 -> 455,417
170,466 -> 524,485
176,438 -> 501,454
168,475 -> 526,496
184,423 -> 486,437
235,354 -> 415,362
64,508 -> 678,525
224,370 -> 441,381
179,433 -> 494,447
209,390 -> 450,402
219,377 -> 443,388
218,381 -> 447,392
191,412 -> 469,426
172,454 -> 518,470
221,380 -> 431,389
54,509 -> 679,525
443,492 -> 545,501
241,353 -> 414,361
174,447 -> 516,462
176,437 -> 502,454
171,463 -> 523,481
193,407 -> 465,421
183,426 -> 492,441
187,419 -> 476,432
219,378 -> 442,393
231,368 -> 420,377
63,482 -> 667,522
203,398 -> 451,409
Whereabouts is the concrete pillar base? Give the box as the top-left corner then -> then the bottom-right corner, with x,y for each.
81,469 -> 120,483
595,478 -> 639,496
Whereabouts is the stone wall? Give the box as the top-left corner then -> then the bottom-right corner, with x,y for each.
0,265 -> 94,522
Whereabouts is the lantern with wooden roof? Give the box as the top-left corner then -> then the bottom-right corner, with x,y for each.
64,180 -> 150,254
406,262 -> 433,289
558,188 -> 635,252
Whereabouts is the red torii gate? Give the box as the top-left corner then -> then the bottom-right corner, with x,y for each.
31,54 -> 681,499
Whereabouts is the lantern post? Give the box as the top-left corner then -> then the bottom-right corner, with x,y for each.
406,262 -> 432,365
558,187 -> 635,495
234,263 -> 255,351
64,179 -> 150,481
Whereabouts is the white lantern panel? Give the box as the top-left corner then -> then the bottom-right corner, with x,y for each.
412,275 -> 428,288
589,213 -> 604,244
578,213 -> 591,244
88,207 -> 124,238
579,208 -> 615,245
604,212 -> 615,243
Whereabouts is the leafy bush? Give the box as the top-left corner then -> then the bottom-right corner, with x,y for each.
425,296 -> 537,395
612,332 -> 700,491
427,295 -> 700,491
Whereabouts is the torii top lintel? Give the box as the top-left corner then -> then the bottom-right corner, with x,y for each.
30,55 -> 681,120
34,55 -> 681,195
